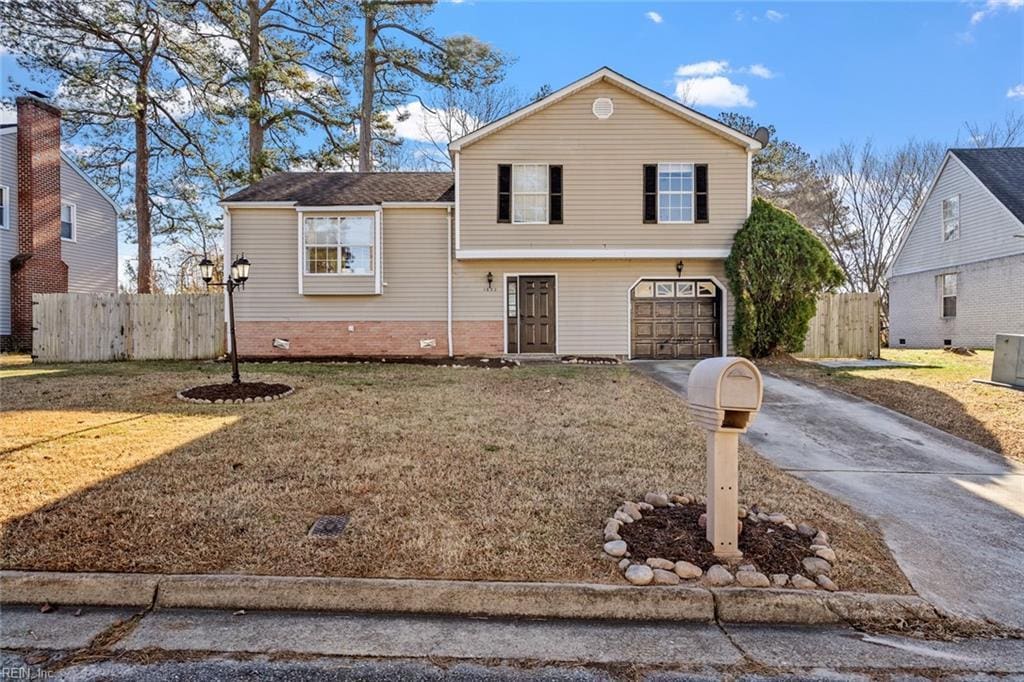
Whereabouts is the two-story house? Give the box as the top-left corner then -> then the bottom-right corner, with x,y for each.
889,147 -> 1024,348
222,68 -> 762,359
1,96 -> 120,351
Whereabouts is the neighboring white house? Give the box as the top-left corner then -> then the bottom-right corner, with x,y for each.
889,147 -> 1024,348
1,97 -> 119,350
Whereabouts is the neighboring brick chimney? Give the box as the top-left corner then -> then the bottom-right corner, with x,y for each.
9,96 -> 68,351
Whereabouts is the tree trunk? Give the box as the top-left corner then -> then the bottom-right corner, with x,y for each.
358,8 -> 376,172
135,70 -> 152,294
247,0 -> 265,179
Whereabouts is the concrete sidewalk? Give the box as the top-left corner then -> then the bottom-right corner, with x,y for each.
3,605 -> 1024,680
637,361 -> 1024,630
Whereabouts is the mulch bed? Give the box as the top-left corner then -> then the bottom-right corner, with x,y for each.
179,382 -> 293,403
239,355 -> 518,368
619,503 -> 814,576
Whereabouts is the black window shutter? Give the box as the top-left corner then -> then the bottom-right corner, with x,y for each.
497,164 -> 511,223
695,164 -> 709,223
643,164 -> 657,223
549,165 -> 563,224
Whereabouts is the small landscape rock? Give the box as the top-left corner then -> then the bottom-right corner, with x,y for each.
698,513 -> 707,529
802,556 -> 832,576
652,568 -> 681,585
735,571 -> 771,588
756,512 -> 770,522
737,564 -> 756,572
673,561 -> 703,579
737,505 -> 748,519
622,502 -> 643,521
767,513 -> 787,524
814,547 -> 837,563
618,559 -> 630,571
791,574 -> 817,590
625,564 -> 654,586
637,502 -> 654,511
797,523 -> 816,538
813,530 -> 830,546
671,494 -> 691,504
644,492 -> 670,508
614,511 -> 633,524
604,530 -> 621,542
39,603 -> 54,613
646,557 -> 675,570
770,574 -> 789,587
603,540 -> 628,557
605,519 -> 621,534
816,575 -> 839,592
783,522 -> 797,531
705,564 -> 734,586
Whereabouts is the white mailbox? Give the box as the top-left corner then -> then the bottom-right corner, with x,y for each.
687,357 -> 764,559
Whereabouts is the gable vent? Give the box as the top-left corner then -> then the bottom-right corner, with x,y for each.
592,97 -> 614,119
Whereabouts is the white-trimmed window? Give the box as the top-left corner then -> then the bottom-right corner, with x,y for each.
941,273 -> 957,318
512,164 -> 548,224
303,215 -> 374,275
658,163 -> 694,223
60,202 -> 76,241
942,195 -> 960,242
0,186 -> 9,229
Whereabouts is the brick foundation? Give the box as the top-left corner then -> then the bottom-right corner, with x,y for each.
235,320 -> 504,358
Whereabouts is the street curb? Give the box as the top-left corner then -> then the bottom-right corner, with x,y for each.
0,570 -> 937,625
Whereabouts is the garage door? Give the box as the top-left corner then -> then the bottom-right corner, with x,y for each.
631,280 -> 720,359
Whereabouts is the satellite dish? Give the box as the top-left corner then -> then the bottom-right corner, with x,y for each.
753,127 -> 771,146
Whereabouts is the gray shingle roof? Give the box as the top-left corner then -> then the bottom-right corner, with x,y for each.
223,172 -> 454,205
950,147 -> 1024,224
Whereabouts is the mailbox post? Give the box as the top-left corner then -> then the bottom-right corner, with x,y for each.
687,357 -> 763,559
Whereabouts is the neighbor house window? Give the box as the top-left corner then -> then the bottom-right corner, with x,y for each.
512,164 -> 548,224
60,202 -> 76,240
0,186 -> 9,229
658,163 -> 694,223
941,273 -> 957,318
942,195 -> 960,241
303,215 -> 374,275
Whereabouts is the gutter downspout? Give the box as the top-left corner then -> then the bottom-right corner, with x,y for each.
447,206 -> 454,357
223,205 -> 232,354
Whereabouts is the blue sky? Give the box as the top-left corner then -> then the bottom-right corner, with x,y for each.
430,1 -> 1023,155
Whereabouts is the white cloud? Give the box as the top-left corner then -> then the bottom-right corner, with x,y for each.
764,9 -> 785,22
675,60 -> 729,77
674,76 -> 754,108
968,0 -> 1022,26
0,102 -> 15,125
1008,84 -> 1024,98
645,11 -> 663,24
385,101 -> 480,143
745,64 -> 775,79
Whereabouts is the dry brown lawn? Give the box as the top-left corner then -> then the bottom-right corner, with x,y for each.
763,349 -> 1024,463
0,359 -> 909,593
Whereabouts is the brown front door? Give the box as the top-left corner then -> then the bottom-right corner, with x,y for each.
518,276 -> 556,353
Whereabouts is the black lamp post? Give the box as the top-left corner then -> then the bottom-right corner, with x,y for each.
200,254 -> 250,384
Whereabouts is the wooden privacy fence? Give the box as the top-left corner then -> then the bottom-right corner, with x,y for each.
796,292 -> 881,359
32,293 -> 226,363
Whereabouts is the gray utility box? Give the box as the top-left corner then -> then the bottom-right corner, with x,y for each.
992,334 -> 1024,388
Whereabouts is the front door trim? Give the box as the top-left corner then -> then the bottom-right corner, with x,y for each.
503,272 -> 560,354
626,275 -> 728,360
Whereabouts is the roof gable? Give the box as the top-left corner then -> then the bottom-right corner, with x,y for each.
448,67 -> 763,153
950,147 -> 1024,225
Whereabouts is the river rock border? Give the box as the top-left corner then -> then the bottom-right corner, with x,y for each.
603,492 -> 839,591
176,386 -> 295,405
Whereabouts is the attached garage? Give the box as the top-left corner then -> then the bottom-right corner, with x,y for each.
630,279 -> 722,359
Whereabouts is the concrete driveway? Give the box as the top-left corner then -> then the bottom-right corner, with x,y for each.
637,361 -> 1024,629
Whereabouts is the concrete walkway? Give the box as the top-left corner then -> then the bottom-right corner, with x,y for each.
4,605 -> 1024,679
638,361 -> 1024,629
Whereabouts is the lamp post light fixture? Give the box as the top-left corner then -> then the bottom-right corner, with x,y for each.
199,253 -> 251,384
486,271 -> 494,291
676,260 -> 684,277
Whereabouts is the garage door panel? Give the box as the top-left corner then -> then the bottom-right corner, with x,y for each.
631,279 -> 720,359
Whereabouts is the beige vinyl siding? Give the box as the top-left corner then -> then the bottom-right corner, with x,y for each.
452,258 -> 733,355
231,206 -> 449,321
892,155 -> 1024,277
60,158 -> 118,294
299,210 -> 379,295
0,135 -> 17,334
457,80 -> 749,252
